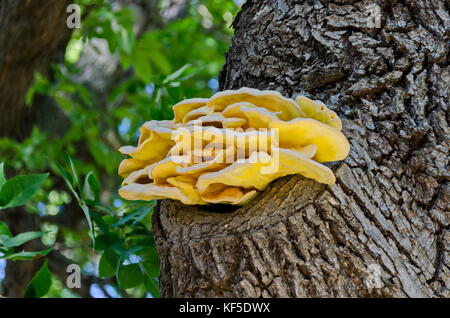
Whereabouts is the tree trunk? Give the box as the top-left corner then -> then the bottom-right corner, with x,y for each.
0,0 -> 73,297
153,0 -> 449,298
0,0 -> 72,139
0,0 -> 187,298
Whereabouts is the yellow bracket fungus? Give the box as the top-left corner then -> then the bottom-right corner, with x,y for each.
118,87 -> 350,206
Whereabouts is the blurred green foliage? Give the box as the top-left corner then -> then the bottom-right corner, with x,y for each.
0,0 -> 241,298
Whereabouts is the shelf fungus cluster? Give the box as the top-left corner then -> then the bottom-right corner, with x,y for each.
118,87 -> 350,206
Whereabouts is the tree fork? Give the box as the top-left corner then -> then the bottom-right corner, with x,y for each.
153,0 -> 449,297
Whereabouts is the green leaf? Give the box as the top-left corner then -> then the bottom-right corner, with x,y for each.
113,205 -> 152,228
25,87 -> 36,106
52,158 -> 95,246
150,50 -> 172,75
82,172 -> 100,205
140,247 -> 159,276
0,163 -> 6,190
120,27 -> 133,55
92,234 -> 109,251
24,260 -> 52,298
98,250 -> 120,278
51,159 -> 76,196
102,215 -> 118,225
54,96 -> 74,111
87,139 -> 121,174
163,64 -> 191,84
94,204 -> 114,215
2,248 -> 53,261
133,51 -> 153,83
25,72 -> 50,106
2,231 -> 46,248
0,173 -> 49,209
118,263 -> 143,289
141,264 -> 160,298
0,221 -> 13,254
66,154 -> 81,193
79,201 -> 95,246
89,213 -> 110,236
136,32 -> 156,51
0,221 -> 12,239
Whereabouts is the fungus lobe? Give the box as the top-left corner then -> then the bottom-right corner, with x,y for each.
118,87 -> 350,206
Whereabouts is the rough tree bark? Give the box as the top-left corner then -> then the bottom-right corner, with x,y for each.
153,0 -> 449,297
